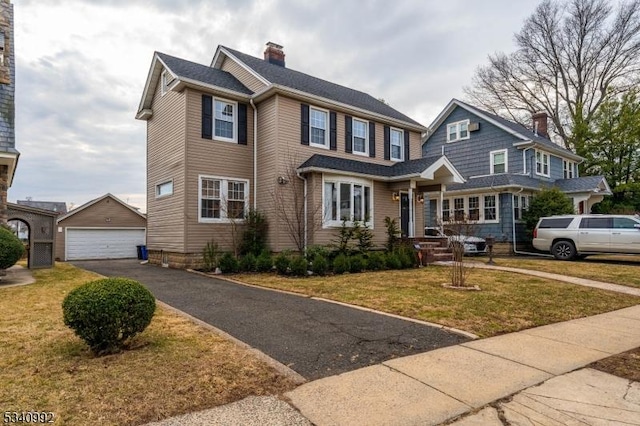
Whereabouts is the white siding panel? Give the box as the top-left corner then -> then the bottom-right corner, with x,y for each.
66,228 -> 146,260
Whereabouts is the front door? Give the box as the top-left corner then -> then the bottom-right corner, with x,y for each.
400,193 -> 410,238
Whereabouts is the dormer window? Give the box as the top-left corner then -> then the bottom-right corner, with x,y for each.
447,120 -> 470,142
563,160 -> 576,179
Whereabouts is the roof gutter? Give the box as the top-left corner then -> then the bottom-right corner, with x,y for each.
513,140 -> 583,162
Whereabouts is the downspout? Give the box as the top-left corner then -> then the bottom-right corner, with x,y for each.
250,99 -> 257,210
296,170 -> 308,253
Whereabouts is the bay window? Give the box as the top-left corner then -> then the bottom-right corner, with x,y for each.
323,177 -> 373,226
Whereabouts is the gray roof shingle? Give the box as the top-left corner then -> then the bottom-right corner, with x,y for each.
222,46 -> 424,127
298,154 -> 444,178
17,200 -> 67,214
445,173 -> 609,194
157,52 -> 253,95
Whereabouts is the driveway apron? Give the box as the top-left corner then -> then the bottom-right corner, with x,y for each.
73,259 -> 469,380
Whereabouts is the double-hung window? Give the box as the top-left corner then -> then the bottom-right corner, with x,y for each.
514,195 -> 529,221
310,108 -> 328,147
353,119 -> 368,155
446,120 -> 470,142
491,150 -> 507,174
563,160 -> 576,179
454,197 -> 465,221
484,195 -> 497,221
390,128 -> 403,161
199,176 -> 248,222
468,196 -> 480,221
442,199 -> 450,222
535,150 -> 550,176
323,178 -> 372,226
214,100 -> 236,141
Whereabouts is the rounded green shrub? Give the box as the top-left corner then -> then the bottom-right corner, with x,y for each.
0,227 -> 25,270
62,278 -> 155,355
289,256 -> 308,277
332,253 -> 350,274
240,253 -> 257,272
219,252 -> 240,273
385,252 -> 402,270
366,251 -> 386,271
397,247 -> 416,269
349,255 -> 366,273
274,252 -> 290,275
311,254 -> 329,276
256,251 -> 273,272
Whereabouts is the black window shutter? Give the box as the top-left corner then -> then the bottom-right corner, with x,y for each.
369,122 -> 376,158
404,130 -> 410,161
384,125 -> 390,160
345,116 -> 353,153
202,95 -> 213,140
238,103 -> 247,145
330,111 -> 337,151
301,104 -> 310,145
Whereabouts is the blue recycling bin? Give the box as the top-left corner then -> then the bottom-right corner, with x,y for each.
137,245 -> 148,260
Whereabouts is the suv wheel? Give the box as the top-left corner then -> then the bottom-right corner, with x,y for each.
551,240 -> 576,261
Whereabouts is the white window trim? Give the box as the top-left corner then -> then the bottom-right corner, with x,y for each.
513,194 -> 529,223
352,117 -> 369,157
446,119 -> 470,143
155,179 -> 174,198
309,106 -> 330,149
322,174 -> 374,229
440,193 -> 499,224
390,127 -> 404,162
198,174 -> 249,223
535,150 -> 550,177
490,149 -> 508,174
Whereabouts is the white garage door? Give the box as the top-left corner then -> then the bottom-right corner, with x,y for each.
66,228 -> 146,260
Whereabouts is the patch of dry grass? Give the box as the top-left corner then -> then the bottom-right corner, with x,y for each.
590,347 -> 640,382
492,255 -> 640,288
235,266 -> 638,338
0,263 -> 296,426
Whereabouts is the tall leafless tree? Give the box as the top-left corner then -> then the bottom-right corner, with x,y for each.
465,0 -> 640,155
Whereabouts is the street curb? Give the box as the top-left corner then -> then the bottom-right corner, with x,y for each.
187,269 -> 479,340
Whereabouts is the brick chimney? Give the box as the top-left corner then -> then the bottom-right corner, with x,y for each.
532,112 -> 548,139
264,42 -> 285,67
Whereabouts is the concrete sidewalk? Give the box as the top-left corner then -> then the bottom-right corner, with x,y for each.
286,304 -> 640,425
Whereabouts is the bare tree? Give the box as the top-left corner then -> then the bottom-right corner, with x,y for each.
439,214 -> 478,289
272,153 -> 323,253
465,0 -> 640,154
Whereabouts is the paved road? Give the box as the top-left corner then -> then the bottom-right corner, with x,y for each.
73,259 -> 469,380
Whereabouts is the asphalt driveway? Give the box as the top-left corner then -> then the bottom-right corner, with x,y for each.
73,259 -> 470,380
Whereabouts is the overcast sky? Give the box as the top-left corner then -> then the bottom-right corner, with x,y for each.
10,0 -> 541,212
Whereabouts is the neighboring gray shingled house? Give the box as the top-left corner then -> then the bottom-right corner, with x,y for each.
0,0 -> 18,224
136,42 -> 466,268
422,99 -> 611,247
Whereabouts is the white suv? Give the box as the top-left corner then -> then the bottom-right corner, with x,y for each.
532,214 -> 640,260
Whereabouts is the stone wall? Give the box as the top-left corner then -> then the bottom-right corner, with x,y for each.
147,250 -> 204,270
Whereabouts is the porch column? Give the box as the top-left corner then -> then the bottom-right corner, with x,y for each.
409,180 -> 416,238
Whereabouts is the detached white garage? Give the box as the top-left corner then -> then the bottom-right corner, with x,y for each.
56,194 -> 147,261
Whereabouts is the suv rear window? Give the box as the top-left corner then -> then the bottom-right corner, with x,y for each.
538,218 -> 573,229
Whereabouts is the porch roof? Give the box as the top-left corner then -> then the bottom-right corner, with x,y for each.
444,173 -> 611,195
298,154 -> 465,183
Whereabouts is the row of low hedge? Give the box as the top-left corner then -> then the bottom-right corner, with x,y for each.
216,246 -> 418,277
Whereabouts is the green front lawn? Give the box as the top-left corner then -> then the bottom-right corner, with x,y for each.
491,255 -> 640,288
235,265 -> 638,337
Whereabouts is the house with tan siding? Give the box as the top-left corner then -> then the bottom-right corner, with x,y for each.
136,42 -> 464,268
